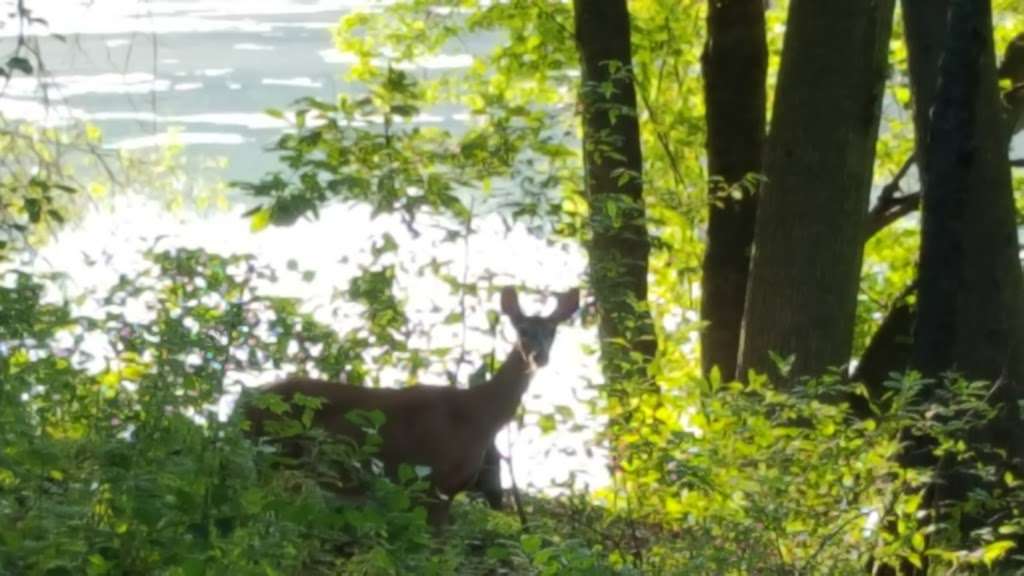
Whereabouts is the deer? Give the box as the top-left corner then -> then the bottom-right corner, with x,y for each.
242,286 -> 580,526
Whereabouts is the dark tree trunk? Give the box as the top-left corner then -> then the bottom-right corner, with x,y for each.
700,0 -> 767,380
737,0 -> 895,379
850,297 -> 916,417
911,0 -> 983,378
898,0 -> 1024,566
904,2 -> 1024,390
574,0 -> 658,394
902,0 -> 948,181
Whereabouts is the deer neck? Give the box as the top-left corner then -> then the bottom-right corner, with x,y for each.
470,344 -> 536,435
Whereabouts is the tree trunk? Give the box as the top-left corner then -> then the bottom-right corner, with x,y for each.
700,0 -> 767,380
911,1 -> 983,378
737,0 -> 895,379
574,0 -> 658,396
902,0 -> 947,181
901,0 -> 1024,565
850,296 -> 916,417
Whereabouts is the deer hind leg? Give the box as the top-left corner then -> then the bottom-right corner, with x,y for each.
425,495 -> 452,528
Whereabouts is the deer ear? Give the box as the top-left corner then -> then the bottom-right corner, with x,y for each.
500,287 -> 525,322
548,288 -> 580,323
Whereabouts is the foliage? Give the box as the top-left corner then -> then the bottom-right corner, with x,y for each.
0,247 -> 1015,569
597,363 -> 1024,573
0,117 -> 231,262
232,0 -> 1024,571
3,0 -> 1024,573
117,130 -> 233,216
0,3 -> 233,261
0,249 -> 629,575
0,119 -> 99,259
0,248 -> 1020,574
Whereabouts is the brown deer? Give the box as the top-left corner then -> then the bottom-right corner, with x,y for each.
243,286 -> 579,526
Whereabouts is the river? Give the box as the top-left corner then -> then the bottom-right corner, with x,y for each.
0,0 -> 609,492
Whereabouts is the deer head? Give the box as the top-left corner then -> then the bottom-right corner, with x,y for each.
500,286 -> 580,368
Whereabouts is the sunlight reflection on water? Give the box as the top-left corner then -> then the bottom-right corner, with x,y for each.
4,0 -> 609,493
28,193 -> 609,493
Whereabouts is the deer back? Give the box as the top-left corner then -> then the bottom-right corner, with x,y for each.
244,376 -> 492,495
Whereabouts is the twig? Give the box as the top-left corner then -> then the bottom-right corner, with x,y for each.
865,192 -> 921,241
505,432 -> 529,529
448,202 -> 475,387
868,99 -> 1021,240
634,66 -> 688,192
803,509 -> 876,572
878,154 -> 916,204
621,485 -> 646,567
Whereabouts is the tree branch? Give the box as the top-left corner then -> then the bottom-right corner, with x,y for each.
865,154 -> 920,241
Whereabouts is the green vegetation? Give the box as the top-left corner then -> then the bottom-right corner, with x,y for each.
2,0 -> 1024,574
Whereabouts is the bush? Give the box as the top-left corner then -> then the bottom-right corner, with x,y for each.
1,248 -> 1020,574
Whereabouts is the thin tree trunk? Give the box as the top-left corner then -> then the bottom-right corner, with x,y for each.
902,0 -> 947,181
574,0 -> 657,397
737,0 -> 895,379
700,0 -> 767,380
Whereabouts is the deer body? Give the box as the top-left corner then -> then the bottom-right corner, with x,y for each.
244,287 -> 578,525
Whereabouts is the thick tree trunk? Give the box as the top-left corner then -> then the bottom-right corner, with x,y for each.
737,0 -> 895,379
904,1 -> 1024,387
699,0 -> 767,380
900,0 -> 1024,565
574,0 -> 658,394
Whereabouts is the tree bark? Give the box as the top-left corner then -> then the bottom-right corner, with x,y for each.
850,296 -> 916,417
911,1 -> 982,378
737,0 -> 895,379
900,0 -> 1024,564
699,0 -> 767,380
574,0 -> 658,395
902,1 -> 947,181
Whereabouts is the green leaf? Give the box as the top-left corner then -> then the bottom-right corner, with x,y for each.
911,531 -> 925,552
249,207 -> 272,232
538,413 -> 556,434
982,540 -> 1016,567
24,197 -> 42,223
521,534 -> 543,555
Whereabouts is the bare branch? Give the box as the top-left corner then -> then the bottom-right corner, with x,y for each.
865,154 -> 919,241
